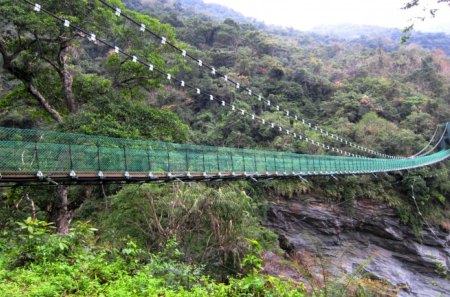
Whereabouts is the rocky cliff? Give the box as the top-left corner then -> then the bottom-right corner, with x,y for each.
264,195 -> 450,296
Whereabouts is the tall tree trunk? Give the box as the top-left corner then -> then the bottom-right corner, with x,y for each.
53,185 -> 73,234
27,83 -> 63,123
60,47 -> 77,113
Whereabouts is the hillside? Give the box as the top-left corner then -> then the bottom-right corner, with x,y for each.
313,24 -> 450,55
120,0 -> 450,153
141,0 -> 450,55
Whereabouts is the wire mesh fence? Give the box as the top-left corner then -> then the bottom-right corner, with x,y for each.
0,127 -> 449,177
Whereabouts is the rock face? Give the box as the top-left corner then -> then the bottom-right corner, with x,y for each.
265,195 -> 450,297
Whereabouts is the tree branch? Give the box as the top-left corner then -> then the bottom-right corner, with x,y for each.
27,83 -> 63,123
117,76 -> 151,86
40,55 -> 63,76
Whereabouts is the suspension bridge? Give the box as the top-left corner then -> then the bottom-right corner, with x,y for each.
0,125 -> 449,184
1,2 -> 449,184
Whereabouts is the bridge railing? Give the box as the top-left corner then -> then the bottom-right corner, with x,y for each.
1,127 -> 449,180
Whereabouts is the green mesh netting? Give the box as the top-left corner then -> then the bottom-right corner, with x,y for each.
0,127 -> 449,175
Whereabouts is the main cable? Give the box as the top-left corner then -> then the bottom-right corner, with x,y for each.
97,0 -> 396,159
410,125 -> 440,157
417,125 -> 448,157
21,0 -> 367,159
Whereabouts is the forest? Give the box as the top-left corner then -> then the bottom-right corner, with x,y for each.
0,0 -> 450,296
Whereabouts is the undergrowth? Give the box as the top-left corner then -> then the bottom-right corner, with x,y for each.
0,217 -> 304,297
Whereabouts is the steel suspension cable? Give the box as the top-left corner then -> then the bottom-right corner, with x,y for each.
417,125 -> 448,157
97,0 -> 394,159
410,125 -> 440,157
19,0 -> 361,158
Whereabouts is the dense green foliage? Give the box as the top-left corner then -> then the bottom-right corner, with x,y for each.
97,183 -> 278,275
0,217 -> 304,296
1,0 -> 450,295
128,0 -> 450,228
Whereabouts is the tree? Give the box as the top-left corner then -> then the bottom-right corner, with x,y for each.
0,0 -> 186,233
0,0 -> 180,121
0,0 -> 108,120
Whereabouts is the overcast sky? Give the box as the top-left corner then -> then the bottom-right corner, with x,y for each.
203,0 -> 450,32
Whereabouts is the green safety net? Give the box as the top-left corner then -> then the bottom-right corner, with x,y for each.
0,127 -> 449,175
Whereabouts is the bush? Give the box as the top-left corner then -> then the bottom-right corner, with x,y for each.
99,183 -> 279,277
0,218 -> 305,296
